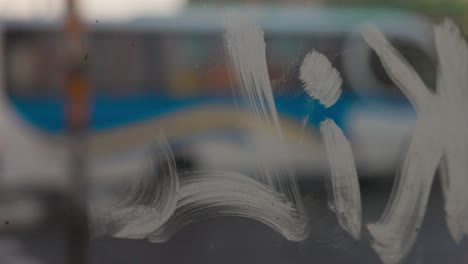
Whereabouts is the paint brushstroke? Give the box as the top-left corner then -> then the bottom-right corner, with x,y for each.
361,27 -> 433,112
91,136 -> 308,242
111,137 -> 179,239
223,10 -> 308,231
320,118 -> 361,240
299,51 -> 342,107
366,118 -> 442,264
362,20 -> 468,263
434,19 -> 468,243
299,51 -> 361,240
362,24 -> 441,264
224,11 -> 282,134
89,137 -> 178,238
149,170 -> 308,242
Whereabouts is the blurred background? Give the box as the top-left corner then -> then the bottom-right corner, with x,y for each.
0,0 -> 466,263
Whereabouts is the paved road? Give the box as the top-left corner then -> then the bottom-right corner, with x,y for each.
1,178 -> 467,264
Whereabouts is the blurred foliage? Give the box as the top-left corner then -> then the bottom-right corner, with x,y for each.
189,0 -> 468,34
332,0 -> 468,34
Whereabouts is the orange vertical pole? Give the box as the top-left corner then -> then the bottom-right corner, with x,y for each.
64,0 -> 90,263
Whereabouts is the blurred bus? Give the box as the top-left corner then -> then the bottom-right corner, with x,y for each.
0,7 -> 434,132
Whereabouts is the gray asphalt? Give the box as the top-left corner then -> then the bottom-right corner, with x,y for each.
2,178 -> 467,264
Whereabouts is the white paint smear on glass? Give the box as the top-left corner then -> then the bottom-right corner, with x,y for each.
109,138 -> 179,239
223,10 -> 309,237
320,118 -> 361,240
434,20 -> 468,244
92,137 -> 308,242
362,19 -> 468,263
299,50 -> 361,240
149,170 -> 308,242
224,11 -> 282,134
300,51 -> 342,108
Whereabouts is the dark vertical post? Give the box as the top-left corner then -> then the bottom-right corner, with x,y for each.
64,0 -> 90,263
